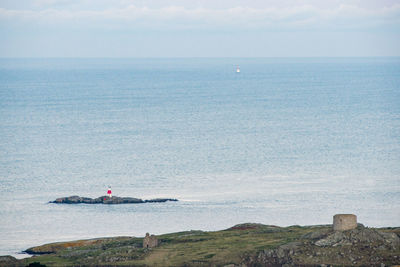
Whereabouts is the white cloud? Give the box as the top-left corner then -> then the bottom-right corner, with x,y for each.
1,1 -> 399,57
1,2 -> 400,31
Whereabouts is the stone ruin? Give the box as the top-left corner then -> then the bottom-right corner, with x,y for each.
333,214 -> 357,231
143,233 -> 158,248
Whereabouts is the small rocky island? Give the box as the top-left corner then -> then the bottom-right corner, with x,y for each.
50,195 -> 178,204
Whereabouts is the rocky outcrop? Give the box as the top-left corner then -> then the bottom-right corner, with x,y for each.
244,227 -> 400,267
314,228 -> 399,248
50,196 -> 178,204
0,255 -> 18,267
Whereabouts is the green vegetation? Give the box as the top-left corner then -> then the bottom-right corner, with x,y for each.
19,224 -> 400,266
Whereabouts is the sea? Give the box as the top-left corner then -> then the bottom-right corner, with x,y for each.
0,58 -> 399,257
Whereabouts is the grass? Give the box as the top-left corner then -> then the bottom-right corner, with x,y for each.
21,224 -> 319,266
20,224 -> 400,266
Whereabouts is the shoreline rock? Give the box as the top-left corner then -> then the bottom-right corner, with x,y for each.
50,195 -> 178,204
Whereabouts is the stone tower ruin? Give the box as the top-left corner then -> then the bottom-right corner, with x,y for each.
333,214 -> 357,231
143,233 -> 158,248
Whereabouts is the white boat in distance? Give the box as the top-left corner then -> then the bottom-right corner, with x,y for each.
236,66 -> 240,73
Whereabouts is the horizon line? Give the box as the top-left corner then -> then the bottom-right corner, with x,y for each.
1,56 -> 399,59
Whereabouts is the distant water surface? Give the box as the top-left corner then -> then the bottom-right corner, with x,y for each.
0,58 -> 399,257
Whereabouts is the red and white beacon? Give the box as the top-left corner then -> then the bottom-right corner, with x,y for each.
107,186 -> 112,198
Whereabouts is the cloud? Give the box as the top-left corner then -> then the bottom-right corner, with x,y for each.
1,2 -> 400,31
1,1 -> 400,57
33,0 -> 71,6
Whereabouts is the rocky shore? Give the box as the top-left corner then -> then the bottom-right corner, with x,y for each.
50,195 -> 178,204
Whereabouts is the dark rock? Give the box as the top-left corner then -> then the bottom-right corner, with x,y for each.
50,196 -> 177,204
0,255 -> 18,267
24,248 -> 53,255
248,241 -> 302,266
144,198 -> 178,203
27,262 -> 47,267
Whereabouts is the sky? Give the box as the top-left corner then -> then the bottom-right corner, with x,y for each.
0,0 -> 399,57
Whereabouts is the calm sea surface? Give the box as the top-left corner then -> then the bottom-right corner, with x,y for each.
0,58 -> 399,257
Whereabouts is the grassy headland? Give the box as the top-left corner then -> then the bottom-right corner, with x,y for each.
4,223 -> 399,267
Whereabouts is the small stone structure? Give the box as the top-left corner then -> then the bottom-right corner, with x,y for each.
333,214 -> 357,231
143,233 -> 158,248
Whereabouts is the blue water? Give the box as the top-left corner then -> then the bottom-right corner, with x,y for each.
0,58 -> 399,257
